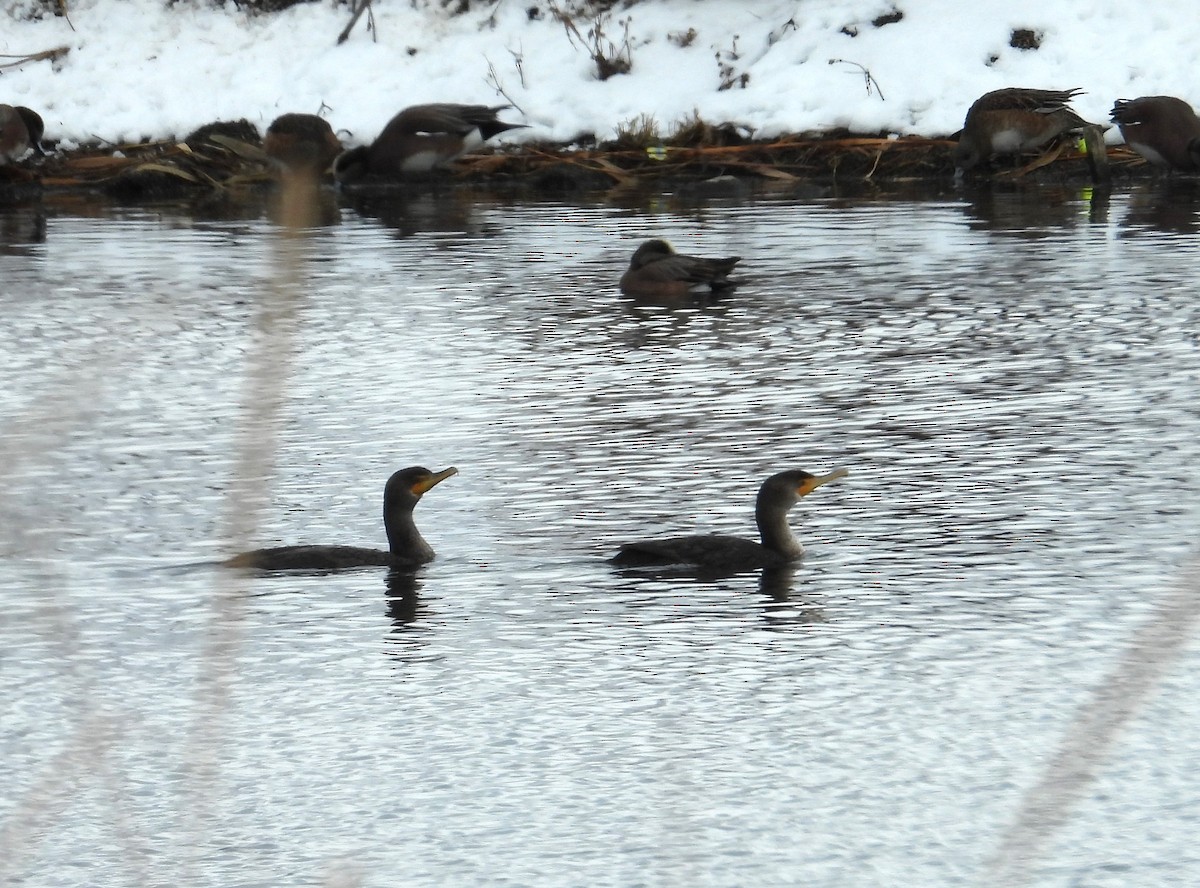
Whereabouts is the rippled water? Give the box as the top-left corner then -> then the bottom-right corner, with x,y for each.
2,180 -> 1199,887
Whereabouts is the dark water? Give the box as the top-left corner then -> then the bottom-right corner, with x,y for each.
2,180 -> 1199,888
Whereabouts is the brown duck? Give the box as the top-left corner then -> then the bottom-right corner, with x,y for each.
619,239 -> 741,297
955,87 -> 1092,174
1111,96 -> 1200,172
263,113 -> 342,175
0,105 -> 44,164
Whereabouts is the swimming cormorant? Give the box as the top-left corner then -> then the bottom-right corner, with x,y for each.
612,468 -> 847,571
225,466 -> 457,571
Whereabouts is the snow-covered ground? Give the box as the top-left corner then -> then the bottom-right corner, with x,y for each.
1,0 -> 1198,152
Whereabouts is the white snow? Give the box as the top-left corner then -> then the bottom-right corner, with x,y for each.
1,0 -> 1198,152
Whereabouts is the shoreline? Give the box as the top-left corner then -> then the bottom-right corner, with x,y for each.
0,124 -> 1157,201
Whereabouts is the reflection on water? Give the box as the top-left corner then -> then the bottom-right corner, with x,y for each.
0,200 -> 45,254
384,567 -> 423,629
1118,179 -> 1200,234
959,179 -> 1200,237
2,181 -> 1200,888
960,182 -> 1109,233
340,187 -> 494,238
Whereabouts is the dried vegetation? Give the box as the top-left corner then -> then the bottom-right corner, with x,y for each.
0,118 -> 1149,200
548,0 -> 633,80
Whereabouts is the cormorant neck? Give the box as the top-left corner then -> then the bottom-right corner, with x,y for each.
384,507 -> 433,562
755,499 -> 803,559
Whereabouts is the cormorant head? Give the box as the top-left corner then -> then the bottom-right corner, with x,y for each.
384,466 -> 458,513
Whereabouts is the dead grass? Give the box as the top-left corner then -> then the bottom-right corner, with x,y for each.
548,0 -> 633,80
4,119 -> 1152,198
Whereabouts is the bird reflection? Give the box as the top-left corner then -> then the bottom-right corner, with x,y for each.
384,566 -> 422,628
758,565 -> 797,600
757,566 -> 828,628
0,203 -> 46,253
959,182 -> 1106,235
338,189 -> 484,238
612,562 -> 825,626
1120,180 -> 1200,234
619,287 -> 736,310
267,177 -> 342,229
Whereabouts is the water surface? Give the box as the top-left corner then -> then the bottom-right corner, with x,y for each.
2,180 -> 1199,887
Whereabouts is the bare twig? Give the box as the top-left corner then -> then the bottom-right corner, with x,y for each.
55,0 -> 75,31
508,44 -> 528,89
986,557 -> 1200,886
0,45 -> 71,71
336,0 -> 375,45
180,177 -> 312,871
767,17 -> 797,46
828,58 -> 885,100
484,56 -> 526,116
716,35 -> 748,91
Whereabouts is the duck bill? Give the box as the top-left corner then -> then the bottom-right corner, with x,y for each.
414,466 -> 458,495
800,467 -> 849,496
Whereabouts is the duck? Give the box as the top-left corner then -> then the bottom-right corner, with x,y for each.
263,113 -> 342,176
225,466 -> 457,572
955,88 -> 1093,174
611,468 -> 847,572
0,104 -> 44,164
1110,96 -> 1200,172
619,239 -> 741,297
333,103 -> 526,182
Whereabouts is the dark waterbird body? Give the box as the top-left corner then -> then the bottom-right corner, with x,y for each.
619,239 -> 741,297
955,87 -> 1092,174
225,466 -> 457,572
334,103 -> 526,182
1111,96 -> 1200,172
263,113 -> 342,175
612,468 -> 847,572
0,104 -> 44,164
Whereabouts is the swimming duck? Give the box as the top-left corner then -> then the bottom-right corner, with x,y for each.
619,239 -> 741,297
